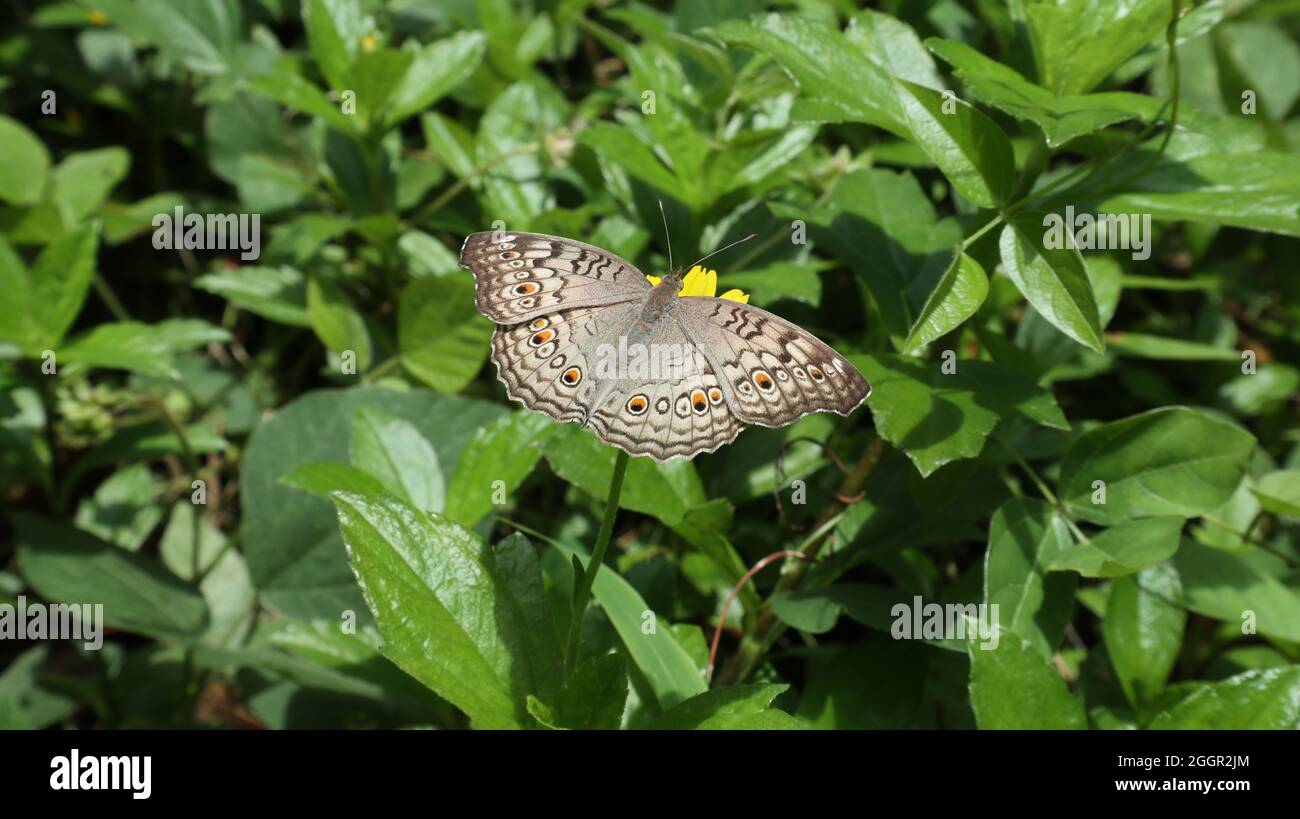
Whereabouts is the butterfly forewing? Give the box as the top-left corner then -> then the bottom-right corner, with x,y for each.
460,231 -> 650,324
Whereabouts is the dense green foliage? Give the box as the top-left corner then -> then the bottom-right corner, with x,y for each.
1,0 -> 1298,730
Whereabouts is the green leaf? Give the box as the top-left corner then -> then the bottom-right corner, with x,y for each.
0,115 -> 51,206
1049,516 -> 1185,578
967,627 -> 1086,729
397,276 -> 493,394
902,252 -> 988,353
1107,333 -> 1241,362
242,388 -> 506,619
12,512 -> 209,641
302,0 -> 358,92
541,533 -> 706,710
927,38 -> 1159,148
159,503 -> 255,649
73,464 -> 163,552
1148,668 -> 1300,729
385,31 -> 487,129
789,168 -> 960,343
476,80 -> 566,227
652,684 -> 804,730
193,265 -> 311,326
541,424 -> 706,525
1161,541 -> 1300,643
0,226 -> 99,352
983,498 -> 1075,659
443,411 -> 551,527
771,583 -> 903,634
549,653 -> 628,730
58,321 -> 177,378
349,48 -> 414,129
1252,470 -> 1300,517
853,354 -> 1068,477
999,216 -> 1105,353
1104,569 -> 1185,715
1059,407 -> 1257,525
249,62 -> 359,136
332,496 -> 562,729
280,461 -> 390,499
1218,22 -> 1300,121
893,79 -> 1015,207
711,12 -> 938,136
1024,0 -> 1173,95
349,406 -> 446,514
54,147 -> 130,222
307,276 -> 372,370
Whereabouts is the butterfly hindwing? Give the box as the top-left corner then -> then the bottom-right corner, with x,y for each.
587,370 -> 744,462
676,297 -> 871,428
460,231 -> 650,324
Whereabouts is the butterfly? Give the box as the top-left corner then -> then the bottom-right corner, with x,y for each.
459,231 -> 871,461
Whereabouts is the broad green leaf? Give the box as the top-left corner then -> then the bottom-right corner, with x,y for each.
349,406 -> 445,514
302,0 -> 358,92
541,533 -> 706,709
1252,471 -> 1300,517
665,500 -> 756,610
652,684 -> 804,730
711,12 -> 938,136
397,276 -> 492,394
903,252 -> 988,353
349,48 -> 414,129
894,79 -> 1015,207
193,265 -> 311,326
385,31 -> 487,129
927,38 -> 1159,147
1217,22 -> 1300,121
771,583 -> 903,634
1160,541 -> 1300,643
1148,668 -> 1300,729
249,62 -> 359,136
549,653 -> 628,730
307,276 -> 372,370
160,503 -> 255,649
280,461 -> 390,499
853,354 -> 1068,477
476,79 -> 566,228
983,498 -> 1076,659
12,512 -> 209,641
0,226 -> 99,352
443,411 -> 551,527
796,634 -> 933,729
1104,568 -> 1185,715
1024,0 -> 1173,95
541,424 -> 706,525
999,216 -> 1105,353
967,627 -> 1086,729
242,389 -> 506,618
0,115 -> 50,206
332,497 -> 562,729
54,147 -> 130,222
58,321 -> 177,378
788,168 -> 960,343
1049,516 -> 1185,578
73,464 -> 163,551
578,124 -> 681,198
115,0 -> 244,76
1059,407 -> 1256,525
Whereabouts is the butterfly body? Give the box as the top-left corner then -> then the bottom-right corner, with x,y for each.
460,231 -> 870,461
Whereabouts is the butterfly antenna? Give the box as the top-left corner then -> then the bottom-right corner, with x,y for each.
658,199 -> 674,272
684,233 -> 758,272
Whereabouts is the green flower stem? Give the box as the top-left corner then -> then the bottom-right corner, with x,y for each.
564,448 -> 630,676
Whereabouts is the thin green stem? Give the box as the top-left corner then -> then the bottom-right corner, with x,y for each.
92,274 -> 132,323
564,449 -> 630,676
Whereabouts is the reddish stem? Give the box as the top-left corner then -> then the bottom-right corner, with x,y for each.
706,550 -> 816,685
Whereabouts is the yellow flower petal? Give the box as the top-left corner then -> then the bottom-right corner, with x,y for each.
720,289 -> 750,304
646,275 -> 662,286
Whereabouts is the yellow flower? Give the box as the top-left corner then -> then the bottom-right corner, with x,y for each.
647,265 -> 749,303
87,9 -> 108,25
361,33 -> 379,51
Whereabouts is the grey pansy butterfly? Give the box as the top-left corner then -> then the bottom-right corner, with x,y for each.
459,230 -> 871,461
